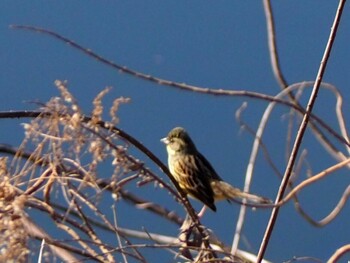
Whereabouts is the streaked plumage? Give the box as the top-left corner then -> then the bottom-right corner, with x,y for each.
161,127 -> 270,211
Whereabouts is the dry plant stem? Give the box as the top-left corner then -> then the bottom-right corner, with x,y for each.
257,1 -> 346,261
66,186 -> 143,260
119,189 -> 183,226
264,1 -> 350,234
327,244 -> 350,262
28,197 -> 178,249
232,82 -> 340,253
66,184 -> 144,261
281,158 -> 350,226
1,143 -> 184,225
99,180 -> 184,225
11,172 -> 164,260
232,117 -> 336,241
114,213 -> 147,263
36,200 -> 176,244
299,83 -> 350,164
67,188 -> 115,261
21,213 -> 80,262
335,92 -> 350,155
54,178 -> 115,261
232,85 -> 294,254
271,12 -> 349,199
38,239 -> 45,263
112,205 -> 130,263
235,103 -> 282,179
7,109 -> 215,253
56,220 -> 107,262
298,186 -> 350,227
263,0 -> 287,89
264,0 -> 350,169
283,158 -> 350,204
263,0 -> 349,165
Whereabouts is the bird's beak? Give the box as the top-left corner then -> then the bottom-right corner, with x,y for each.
160,137 -> 169,144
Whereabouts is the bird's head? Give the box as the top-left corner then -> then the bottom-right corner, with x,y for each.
161,127 -> 197,155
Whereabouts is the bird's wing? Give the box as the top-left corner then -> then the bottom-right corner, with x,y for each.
197,152 -> 223,181
173,154 -> 216,211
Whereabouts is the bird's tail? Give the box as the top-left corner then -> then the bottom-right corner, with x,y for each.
211,180 -> 271,204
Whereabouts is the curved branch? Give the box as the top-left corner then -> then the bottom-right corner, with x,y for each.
327,244 -> 350,263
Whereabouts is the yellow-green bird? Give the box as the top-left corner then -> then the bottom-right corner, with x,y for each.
161,127 -> 270,212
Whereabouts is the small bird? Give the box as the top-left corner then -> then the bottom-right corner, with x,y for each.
161,127 -> 270,212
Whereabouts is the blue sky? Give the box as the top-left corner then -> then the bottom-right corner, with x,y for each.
1,2 -> 350,262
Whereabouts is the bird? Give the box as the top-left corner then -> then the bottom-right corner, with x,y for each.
161,127 -> 270,213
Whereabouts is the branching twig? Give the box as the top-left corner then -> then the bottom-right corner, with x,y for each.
257,1 -> 346,260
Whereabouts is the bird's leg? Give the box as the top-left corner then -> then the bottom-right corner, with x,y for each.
197,205 -> 207,218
